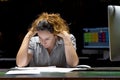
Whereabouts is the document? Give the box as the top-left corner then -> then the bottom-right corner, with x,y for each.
5,66 -> 87,74
6,69 -> 40,74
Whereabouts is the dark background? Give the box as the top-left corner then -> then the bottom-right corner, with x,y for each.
0,0 -> 120,67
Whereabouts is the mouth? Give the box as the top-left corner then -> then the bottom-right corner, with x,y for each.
43,44 -> 48,48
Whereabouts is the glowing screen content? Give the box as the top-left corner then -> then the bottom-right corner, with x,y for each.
83,27 -> 109,49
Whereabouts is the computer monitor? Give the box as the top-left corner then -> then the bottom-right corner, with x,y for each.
83,27 -> 109,49
108,5 -> 120,61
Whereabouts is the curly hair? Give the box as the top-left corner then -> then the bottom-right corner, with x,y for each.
30,12 -> 70,35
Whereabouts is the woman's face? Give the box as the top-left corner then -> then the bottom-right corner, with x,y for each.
37,30 -> 56,48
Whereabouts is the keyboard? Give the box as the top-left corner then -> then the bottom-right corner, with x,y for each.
88,67 -> 120,71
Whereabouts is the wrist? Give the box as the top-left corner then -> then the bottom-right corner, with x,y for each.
25,30 -> 35,38
64,41 -> 72,46
24,35 -> 32,39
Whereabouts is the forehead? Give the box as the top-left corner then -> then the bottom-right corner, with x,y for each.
37,30 -> 53,38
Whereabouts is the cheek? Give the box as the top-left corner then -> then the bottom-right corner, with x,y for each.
48,39 -> 54,45
48,40 -> 53,45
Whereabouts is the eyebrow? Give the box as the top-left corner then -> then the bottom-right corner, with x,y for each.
38,36 -> 51,40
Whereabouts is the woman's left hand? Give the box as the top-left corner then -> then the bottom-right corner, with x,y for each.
57,31 -> 70,39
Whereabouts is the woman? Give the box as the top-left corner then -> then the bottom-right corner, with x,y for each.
16,12 -> 79,68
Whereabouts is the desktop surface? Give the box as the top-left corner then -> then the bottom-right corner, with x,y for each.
1,67 -> 120,80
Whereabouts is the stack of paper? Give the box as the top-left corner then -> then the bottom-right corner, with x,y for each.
5,67 -> 86,74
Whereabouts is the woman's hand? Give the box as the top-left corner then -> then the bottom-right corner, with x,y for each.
57,31 -> 70,39
57,31 -> 72,46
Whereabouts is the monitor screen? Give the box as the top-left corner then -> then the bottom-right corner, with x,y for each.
83,27 -> 109,49
108,5 -> 120,61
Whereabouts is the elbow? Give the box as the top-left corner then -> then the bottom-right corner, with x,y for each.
16,53 -> 30,67
16,61 -> 27,67
16,58 -> 28,67
16,61 -> 24,67
73,59 -> 79,67
69,58 -> 79,67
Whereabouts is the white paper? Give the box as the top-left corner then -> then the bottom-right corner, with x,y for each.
6,67 -> 86,74
6,70 -> 40,74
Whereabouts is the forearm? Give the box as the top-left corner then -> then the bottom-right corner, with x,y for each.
57,31 -> 79,67
64,38 -> 79,67
16,36 -> 31,67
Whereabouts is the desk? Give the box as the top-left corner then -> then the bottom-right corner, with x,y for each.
0,68 -> 120,80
